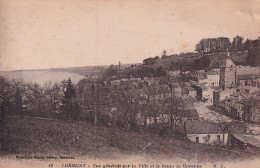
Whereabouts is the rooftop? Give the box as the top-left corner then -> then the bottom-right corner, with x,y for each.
220,58 -> 236,68
185,121 -> 227,134
232,134 -> 260,148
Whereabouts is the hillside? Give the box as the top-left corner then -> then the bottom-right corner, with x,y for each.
1,116 -> 259,162
115,51 -> 248,79
152,51 -> 248,71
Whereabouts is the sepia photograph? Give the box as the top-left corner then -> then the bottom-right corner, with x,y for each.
0,0 -> 260,167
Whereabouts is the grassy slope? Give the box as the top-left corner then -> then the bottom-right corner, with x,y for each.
2,116 -> 259,162
123,51 -> 248,75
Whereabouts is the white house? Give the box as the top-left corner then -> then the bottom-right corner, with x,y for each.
185,121 -> 229,145
206,71 -> 220,87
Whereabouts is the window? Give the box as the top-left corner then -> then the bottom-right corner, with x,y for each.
217,135 -> 220,142
196,137 -> 199,143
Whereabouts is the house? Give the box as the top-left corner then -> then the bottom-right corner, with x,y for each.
201,87 -> 215,103
185,121 -> 229,145
220,57 -> 260,90
184,82 -> 192,87
212,68 -> 220,73
143,77 -> 159,86
169,83 -> 182,97
213,88 -> 236,109
186,87 -> 197,98
168,70 -> 181,77
206,71 -> 220,87
237,74 -> 257,87
251,104 -> 260,124
146,114 -> 170,125
196,75 -> 208,87
181,88 -> 189,98
189,80 -> 199,86
195,70 -> 206,76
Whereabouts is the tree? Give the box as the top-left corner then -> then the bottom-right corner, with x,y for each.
246,47 -> 260,66
25,83 -> 47,117
12,79 -> 26,116
44,81 -> 62,119
61,78 -> 80,121
193,55 -> 210,70
0,76 -> 15,122
167,84 -> 189,134
14,87 -> 23,116
113,85 -> 139,130
162,50 -> 167,58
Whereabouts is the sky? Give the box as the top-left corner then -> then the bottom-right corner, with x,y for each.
0,0 -> 260,71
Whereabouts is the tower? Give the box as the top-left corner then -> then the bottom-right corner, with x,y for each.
219,52 -> 236,90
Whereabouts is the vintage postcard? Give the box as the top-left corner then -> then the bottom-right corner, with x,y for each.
0,0 -> 260,167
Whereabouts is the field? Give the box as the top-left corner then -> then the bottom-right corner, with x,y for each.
1,116 -> 259,162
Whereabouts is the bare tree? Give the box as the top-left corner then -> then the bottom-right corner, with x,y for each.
43,81 -> 62,119
113,85 -> 139,130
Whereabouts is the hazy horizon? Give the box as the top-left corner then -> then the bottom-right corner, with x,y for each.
1,0 -> 260,71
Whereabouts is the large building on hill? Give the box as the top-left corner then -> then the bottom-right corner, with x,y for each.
219,53 -> 259,90
195,37 -> 230,53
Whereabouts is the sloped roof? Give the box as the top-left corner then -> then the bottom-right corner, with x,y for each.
237,74 -> 257,80
196,75 -> 207,80
185,82 -> 192,87
183,109 -> 199,118
206,71 -> 219,75
181,88 -> 189,94
189,80 -> 199,86
186,86 -> 196,91
232,134 -> 260,148
220,59 -> 236,68
185,121 -> 226,134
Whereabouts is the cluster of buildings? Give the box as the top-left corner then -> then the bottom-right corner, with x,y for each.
107,52 -> 260,151
213,54 -> 260,124
168,68 -> 220,104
